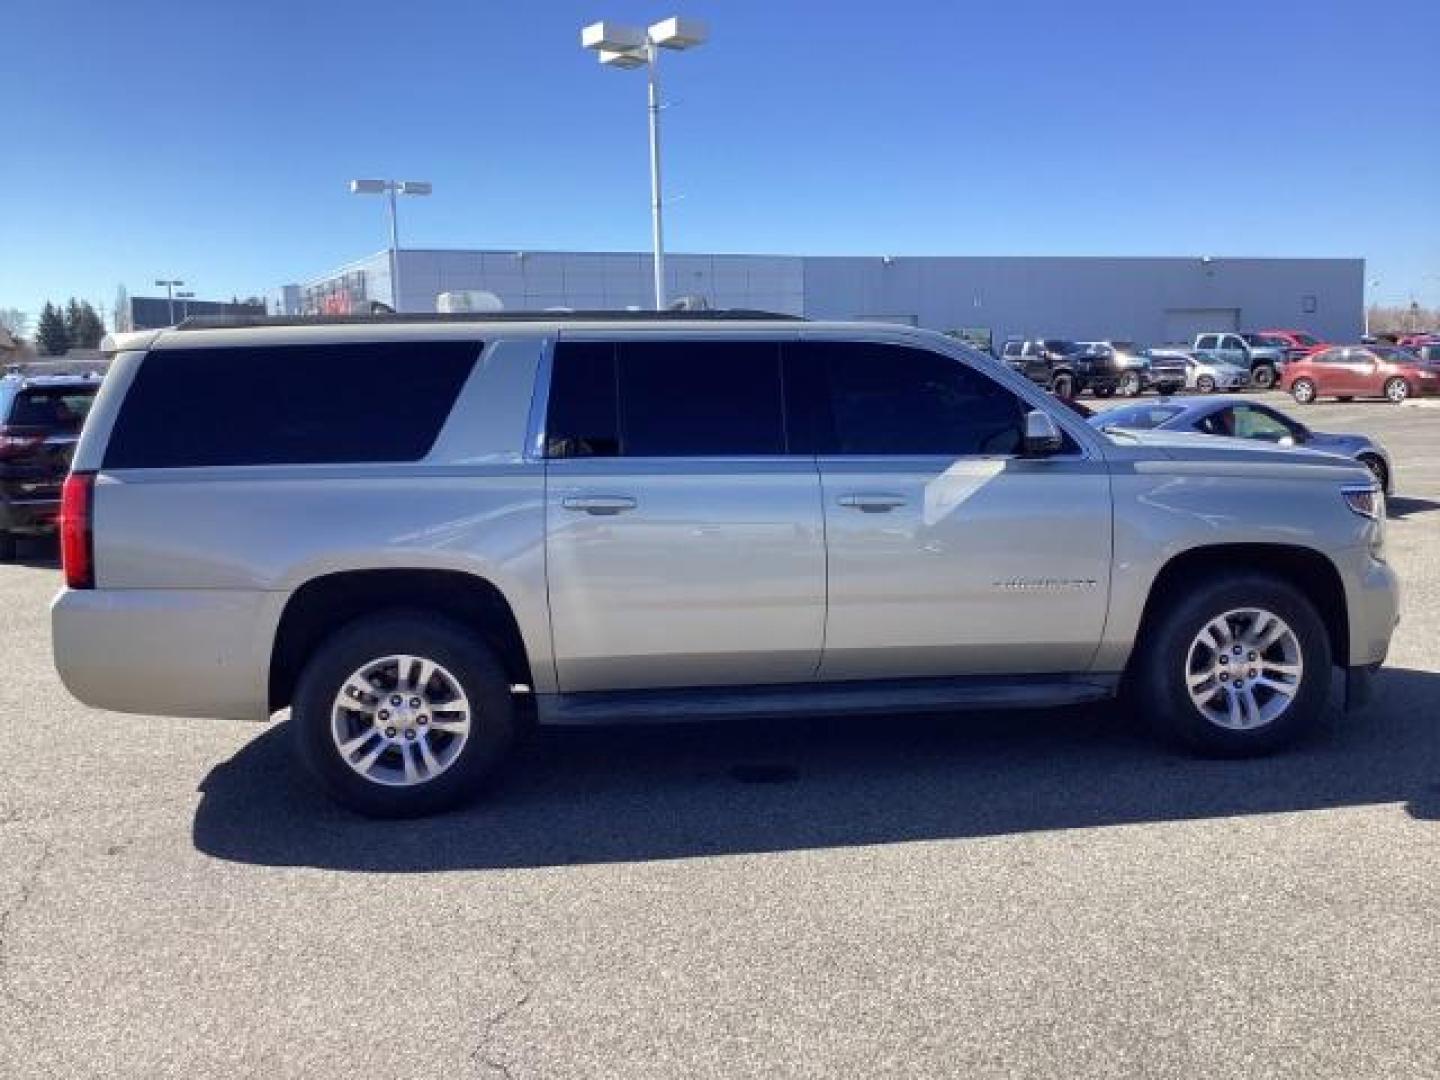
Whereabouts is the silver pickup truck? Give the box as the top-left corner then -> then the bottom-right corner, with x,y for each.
52,315 -> 1399,817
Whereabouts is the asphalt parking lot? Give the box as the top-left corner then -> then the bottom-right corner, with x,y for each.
3,394 -> 1439,1079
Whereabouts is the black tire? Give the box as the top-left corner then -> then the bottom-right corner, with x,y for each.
291,612 -> 517,818
1093,385 -> 1116,399
1291,378 -> 1317,404
1132,573 -> 1332,757
0,531 -> 15,562
1196,375 -> 1217,393
1052,373 -> 1076,401
1118,371 -> 1143,397
1251,365 -> 1276,390
1384,377 -> 1410,403
1358,453 -> 1390,493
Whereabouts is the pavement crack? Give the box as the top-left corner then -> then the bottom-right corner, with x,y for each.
471,940 -> 538,1080
0,836 -> 55,1015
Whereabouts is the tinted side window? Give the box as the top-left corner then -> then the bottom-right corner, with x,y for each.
796,342 -> 1026,456
547,340 -> 787,457
545,342 -> 619,458
616,340 -> 785,456
104,342 -> 478,468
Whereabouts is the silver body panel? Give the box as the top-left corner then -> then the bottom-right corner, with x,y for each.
53,319 -> 1399,722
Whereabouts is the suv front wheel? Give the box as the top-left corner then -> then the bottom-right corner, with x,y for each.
1132,574 -> 1331,756
291,613 -> 517,817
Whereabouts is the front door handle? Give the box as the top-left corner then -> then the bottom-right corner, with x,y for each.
837,493 -> 907,513
561,495 -> 638,515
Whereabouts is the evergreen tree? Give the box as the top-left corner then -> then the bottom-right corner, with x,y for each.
35,302 -> 70,356
64,298 -> 83,346
72,301 -> 105,348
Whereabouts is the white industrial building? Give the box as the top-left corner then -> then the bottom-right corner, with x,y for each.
271,249 -> 1363,347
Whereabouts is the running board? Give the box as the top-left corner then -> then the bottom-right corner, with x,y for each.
535,675 -> 1118,727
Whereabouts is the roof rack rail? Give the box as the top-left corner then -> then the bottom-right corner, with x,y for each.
172,309 -> 804,331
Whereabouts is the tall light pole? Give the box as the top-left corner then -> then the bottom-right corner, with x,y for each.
582,17 -> 709,311
348,179 -> 433,312
176,290 -> 196,321
154,278 -> 184,325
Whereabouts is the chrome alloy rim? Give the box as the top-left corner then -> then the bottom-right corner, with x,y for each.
1185,608 -> 1303,731
330,655 -> 472,786
1386,380 -> 1408,402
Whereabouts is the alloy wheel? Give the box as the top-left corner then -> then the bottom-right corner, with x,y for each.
1185,608 -> 1303,731
330,654 -> 473,787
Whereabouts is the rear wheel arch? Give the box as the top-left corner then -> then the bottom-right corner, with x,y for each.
269,569 -> 533,712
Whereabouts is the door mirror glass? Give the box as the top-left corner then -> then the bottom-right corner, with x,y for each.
1278,435 -> 1296,447
1022,410 -> 1064,457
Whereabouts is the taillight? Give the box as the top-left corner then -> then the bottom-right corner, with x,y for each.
60,471 -> 95,589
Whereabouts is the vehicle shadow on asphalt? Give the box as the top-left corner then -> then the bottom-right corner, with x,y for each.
1386,496 -> 1440,520
193,667 -> 1440,872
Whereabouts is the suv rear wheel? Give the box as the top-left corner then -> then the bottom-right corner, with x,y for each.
1133,574 -> 1331,756
1118,370 -> 1143,397
1051,373 -> 1075,401
291,613 -> 516,817
1251,365 -> 1276,390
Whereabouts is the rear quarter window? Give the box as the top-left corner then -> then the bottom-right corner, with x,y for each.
103,341 -> 479,468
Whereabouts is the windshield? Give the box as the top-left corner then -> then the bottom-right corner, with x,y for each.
1042,339 -> 1080,355
1293,332 -> 1320,347
1088,404 -> 1183,430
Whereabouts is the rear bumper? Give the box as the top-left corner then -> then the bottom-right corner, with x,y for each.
51,587 -> 281,721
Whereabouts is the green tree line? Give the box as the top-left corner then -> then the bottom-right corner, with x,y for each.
32,299 -> 106,356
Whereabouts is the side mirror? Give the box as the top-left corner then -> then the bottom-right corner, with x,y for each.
1278,435 -> 1296,447
1022,410 -> 1064,458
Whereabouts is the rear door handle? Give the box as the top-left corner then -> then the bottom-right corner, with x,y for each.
561,495 -> 638,515
837,493 -> 907,512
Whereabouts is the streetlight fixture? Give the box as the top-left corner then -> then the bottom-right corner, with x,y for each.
581,16 -> 709,310
154,278 -> 184,325
348,178 -> 433,312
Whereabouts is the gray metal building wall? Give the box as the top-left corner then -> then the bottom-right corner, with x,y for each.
283,250 -> 1363,343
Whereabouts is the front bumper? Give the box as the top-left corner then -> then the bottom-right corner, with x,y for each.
51,587 -> 281,721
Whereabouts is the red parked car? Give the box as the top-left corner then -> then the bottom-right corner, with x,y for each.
1258,328 -> 1327,357
1282,344 -> 1440,404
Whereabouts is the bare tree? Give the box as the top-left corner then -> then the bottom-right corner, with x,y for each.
0,307 -> 28,338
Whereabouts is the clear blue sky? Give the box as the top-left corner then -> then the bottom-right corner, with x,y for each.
4,0 -> 1438,325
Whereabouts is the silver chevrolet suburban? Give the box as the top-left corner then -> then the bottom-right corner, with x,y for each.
52,314 -> 1399,817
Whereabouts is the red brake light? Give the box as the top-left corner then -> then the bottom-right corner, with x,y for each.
60,471 -> 95,589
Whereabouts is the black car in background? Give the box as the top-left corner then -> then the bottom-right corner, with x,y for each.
0,374 -> 100,560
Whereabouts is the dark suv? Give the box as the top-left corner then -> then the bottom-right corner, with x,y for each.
0,374 -> 100,560
1000,338 -> 1117,400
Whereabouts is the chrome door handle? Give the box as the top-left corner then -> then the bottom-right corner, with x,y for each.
561,495 -> 638,515
837,493 -> 907,512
